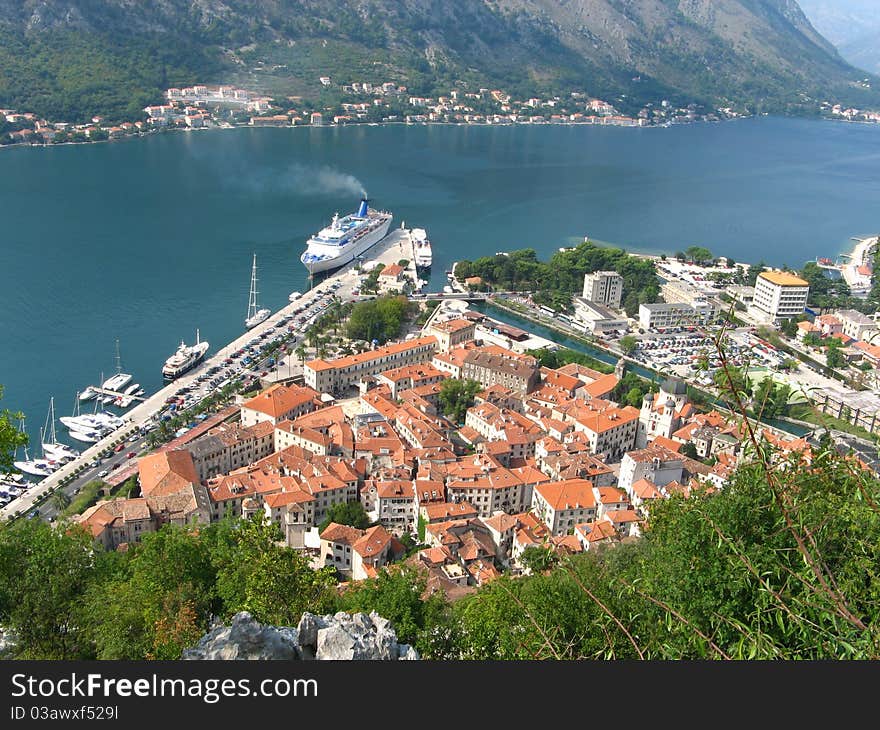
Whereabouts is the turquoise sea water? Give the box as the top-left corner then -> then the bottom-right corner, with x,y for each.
1,117 -> 878,442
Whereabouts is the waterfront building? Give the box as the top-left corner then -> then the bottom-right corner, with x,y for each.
582,271 -> 623,309
426,318 -> 477,352
749,271 -> 809,324
638,302 -> 705,330
572,299 -> 629,334
660,279 -> 721,319
304,336 -> 438,394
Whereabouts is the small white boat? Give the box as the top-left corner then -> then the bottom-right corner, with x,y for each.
79,386 -> 99,402
289,291 -> 302,302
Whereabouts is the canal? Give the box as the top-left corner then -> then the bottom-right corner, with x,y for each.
473,301 -> 812,438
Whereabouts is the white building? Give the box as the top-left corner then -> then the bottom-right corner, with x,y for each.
837,309 -> 877,342
582,271 -> 623,309
617,446 -> 684,499
749,271 -> 809,324
638,302 -> 703,330
531,479 -> 598,536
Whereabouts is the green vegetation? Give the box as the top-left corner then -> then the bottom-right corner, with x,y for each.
685,246 -> 713,265
619,335 -> 638,355
438,379 -> 482,425
60,480 -> 110,518
0,385 -> 28,475
319,501 -> 371,532
456,241 -> 660,317
799,261 -> 867,313
611,371 -> 653,408
527,347 -> 614,375
345,295 -> 411,344
0,28 -> 219,124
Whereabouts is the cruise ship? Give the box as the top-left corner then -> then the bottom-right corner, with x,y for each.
163,330 -> 209,380
412,228 -> 432,272
300,197 -> 392,275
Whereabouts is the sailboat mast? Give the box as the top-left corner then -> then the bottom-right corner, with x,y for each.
115,338 -> 122,374
247,254 -> 255,319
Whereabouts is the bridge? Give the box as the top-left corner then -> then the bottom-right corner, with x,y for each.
409,291 -> 491,302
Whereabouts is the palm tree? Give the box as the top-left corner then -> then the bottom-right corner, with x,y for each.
295,344 -> 307,367
51,490 -> 71,513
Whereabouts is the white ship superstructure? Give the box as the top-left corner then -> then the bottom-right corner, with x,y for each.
300,197 -> 392,275
163,330 -> 209,380
412,228 -> 432,271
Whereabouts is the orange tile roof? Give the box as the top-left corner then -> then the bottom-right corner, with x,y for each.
320,522 -> 364,545
535,479 -> 597,511
306,336 -> 437,373
138,450 -> 199,497
243,383 -> 318,418
575,405 -> 639,434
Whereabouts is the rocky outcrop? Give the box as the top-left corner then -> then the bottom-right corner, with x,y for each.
183,611 -> 420,661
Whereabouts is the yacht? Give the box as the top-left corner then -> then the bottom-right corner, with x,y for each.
102,339 -> 133,392
245,253 -> 271,330
13,427 -> 59,478
412,228 -> 433,272
163,329 -> 210,380
67,428 -> 101,444
300,197 -> 393,275
41,397 -> 79,462
288,290 -> 302,302
79,386 -> 99,402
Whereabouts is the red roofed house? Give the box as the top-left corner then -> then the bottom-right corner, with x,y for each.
531,479 -> 598,536
240,383 -> 320,426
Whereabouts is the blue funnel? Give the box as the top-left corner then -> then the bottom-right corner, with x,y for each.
356,198 -> 369,217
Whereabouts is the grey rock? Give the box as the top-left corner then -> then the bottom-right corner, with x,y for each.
182,611 -> 300,660
184,610 -> 419,661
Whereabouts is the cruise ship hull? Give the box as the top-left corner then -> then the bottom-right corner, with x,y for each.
301,216 -> 392,275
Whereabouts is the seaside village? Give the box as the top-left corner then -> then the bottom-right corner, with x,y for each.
70,263 -> 865,596
2,79 -> 725,147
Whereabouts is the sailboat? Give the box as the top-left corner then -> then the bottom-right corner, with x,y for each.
13,420 -> 58,478
41,397 -> 79,462
102,339 -> 133,393
244,253 -> 271,330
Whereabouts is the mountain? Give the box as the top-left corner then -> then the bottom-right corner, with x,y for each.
797,0 -> 880,74
0,0 -> 878,123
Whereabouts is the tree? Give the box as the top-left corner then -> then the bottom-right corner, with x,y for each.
83,524 -> 217,660
207,515 -> 337,627
746,261 -> 767,286
438,378 -> 481,425
336,564 -> 454,657
520,545 -> 559,573
685,246 -> 713,265
0,519 -> 101,658
0,385 -> 28,475
51,490 -> 71,512
346,295 -> 409,344
619,335 -> 638,355
680,442 -> 699,459
319,501 -> 371,532
780,318 -> 798,338
826,339 -> 844,370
